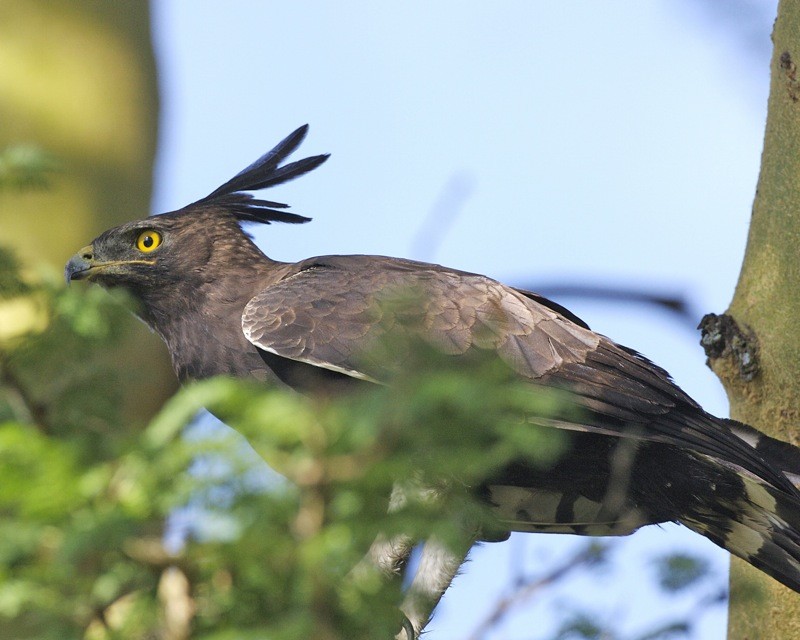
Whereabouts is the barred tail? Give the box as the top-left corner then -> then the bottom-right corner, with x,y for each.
726,419 -> 800,486
681,471 -> 800,592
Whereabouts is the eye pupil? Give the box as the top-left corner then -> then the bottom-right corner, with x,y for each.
142,235 -> 153,248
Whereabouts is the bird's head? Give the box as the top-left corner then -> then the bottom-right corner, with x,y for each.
65,125 -> 328,297
65,210 -> 235,294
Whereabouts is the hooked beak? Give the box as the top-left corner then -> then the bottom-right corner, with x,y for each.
64,246 -> 157,285
65,246 -> 95,284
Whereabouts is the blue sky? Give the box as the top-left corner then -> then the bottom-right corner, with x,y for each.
150,2 -> 778,637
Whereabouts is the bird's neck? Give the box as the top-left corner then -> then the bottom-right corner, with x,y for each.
135,261 -> 281,383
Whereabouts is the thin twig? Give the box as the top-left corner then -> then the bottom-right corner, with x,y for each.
0,359 -> 50,431
527,283 -> 698,328
467,542 -> 606,640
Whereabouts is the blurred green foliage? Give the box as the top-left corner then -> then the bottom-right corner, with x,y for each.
654,553 -> 710,593
554,614 -> 692,640
0,145 -> 57,191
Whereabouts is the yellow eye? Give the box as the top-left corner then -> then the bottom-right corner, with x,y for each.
136,230 -> 162,253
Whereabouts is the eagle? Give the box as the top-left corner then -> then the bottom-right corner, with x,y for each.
66,125 -> 800,636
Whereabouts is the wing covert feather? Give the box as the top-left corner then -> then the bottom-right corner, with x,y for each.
242,257 -> 600,381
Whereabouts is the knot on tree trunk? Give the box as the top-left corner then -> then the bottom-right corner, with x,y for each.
698,313 -> 759,382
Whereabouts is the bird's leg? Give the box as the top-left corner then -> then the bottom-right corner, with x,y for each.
355,480 -> 475,639
360,481 -> 417,576
347,483 -> 418,634
349,500 -> 415,583
397,534 -> 475,639
387,477 -> 477,638
366,532 -> 415,575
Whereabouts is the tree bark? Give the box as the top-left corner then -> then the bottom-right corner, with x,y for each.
705,1 -> 800,637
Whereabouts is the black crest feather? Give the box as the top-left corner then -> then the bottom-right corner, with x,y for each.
195,124 -> 329,225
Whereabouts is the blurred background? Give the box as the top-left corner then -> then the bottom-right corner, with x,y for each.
0,1 -> 780,638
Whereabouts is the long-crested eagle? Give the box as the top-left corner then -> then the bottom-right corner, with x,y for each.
66,125 -> 800,636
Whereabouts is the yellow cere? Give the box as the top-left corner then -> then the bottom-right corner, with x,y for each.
136,230 -> 162,253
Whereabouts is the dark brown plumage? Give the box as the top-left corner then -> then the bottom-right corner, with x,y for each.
66,125 -> 800,634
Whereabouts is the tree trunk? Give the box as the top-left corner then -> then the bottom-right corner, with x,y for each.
705,1 -> 800,637
0,0 -> 176,421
